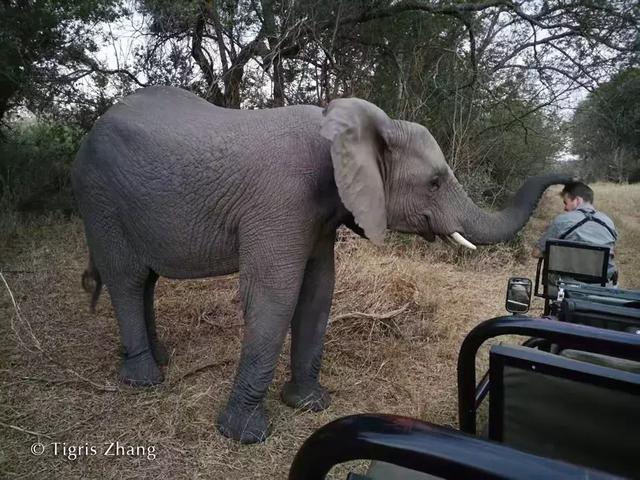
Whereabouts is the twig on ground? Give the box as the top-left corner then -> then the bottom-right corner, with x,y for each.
0,269 -> 71,274
0,420 -> 53,439
49,411 -> 105,436
63,369 -> 118,392
0,272 -> 118,393
173,359 -> 235,383
1,271 -> 42,352
330,302 -> 411,323
330,302 -> 411,339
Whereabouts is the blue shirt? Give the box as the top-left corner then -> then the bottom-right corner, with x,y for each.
537,203 -> 618,278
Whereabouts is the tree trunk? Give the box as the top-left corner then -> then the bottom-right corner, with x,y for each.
261,0 -> 285,107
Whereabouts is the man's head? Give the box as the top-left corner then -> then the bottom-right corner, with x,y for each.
561,182 -> 594,212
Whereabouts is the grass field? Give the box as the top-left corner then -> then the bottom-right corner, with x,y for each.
1,183 -> 639,479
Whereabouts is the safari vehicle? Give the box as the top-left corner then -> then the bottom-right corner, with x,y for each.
530,238 -> 640,318
289,315 -> 640,479
288,240 -> 640,479
511,238 -> 640,334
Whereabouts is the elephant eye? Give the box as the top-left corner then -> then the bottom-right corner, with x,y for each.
429,176 -> 441,192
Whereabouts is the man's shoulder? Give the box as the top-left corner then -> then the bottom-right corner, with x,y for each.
551,211 -> 582,225
593,210 -> 616,228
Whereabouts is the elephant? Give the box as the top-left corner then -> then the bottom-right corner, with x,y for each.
71,85 -> 572,443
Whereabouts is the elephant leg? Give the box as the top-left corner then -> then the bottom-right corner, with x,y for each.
217,248 -> 306,444
143,271 -> 169,366
107,270 -> 163,387
81,208 -> 162,386
281,237 -> 335,411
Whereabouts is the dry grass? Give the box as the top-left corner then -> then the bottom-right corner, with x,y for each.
587,183 -> 640,290
1,183 -> 639,479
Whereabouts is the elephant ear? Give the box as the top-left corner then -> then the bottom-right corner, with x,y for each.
320,98 -> 391,246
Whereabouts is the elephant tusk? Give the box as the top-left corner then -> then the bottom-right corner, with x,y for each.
450,232 -> 477,250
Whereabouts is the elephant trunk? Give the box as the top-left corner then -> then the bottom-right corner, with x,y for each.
457,173 -> 574,245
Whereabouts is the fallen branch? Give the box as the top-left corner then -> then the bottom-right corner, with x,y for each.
63,369 -> 118,392
173,359 -> 235,383
0,272 -> 118,393
49,412 -> 104,437
0,420 -> 53,439
0,268 -> 76,274
330,302 -> 411,323
0,373 -> 78,388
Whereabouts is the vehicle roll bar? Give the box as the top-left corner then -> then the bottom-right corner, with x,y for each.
288,413 -> 617,480
458,316 -> 640,434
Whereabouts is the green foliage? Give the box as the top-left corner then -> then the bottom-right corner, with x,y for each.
319,9 -> 564,201
572,67 -> 640,182
1,1 -> 635,218
0,121 -> 83,213
0,0 -> 121,121
475,99 -> 564,184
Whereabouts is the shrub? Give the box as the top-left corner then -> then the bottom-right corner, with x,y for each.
0,121 -> 83,214
456,166 -> 501,207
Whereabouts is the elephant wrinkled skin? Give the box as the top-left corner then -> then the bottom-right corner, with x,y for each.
71,86 -> 573,443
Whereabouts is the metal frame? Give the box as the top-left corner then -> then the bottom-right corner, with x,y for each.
488,343 -> 640,442
561,283 -> 640,308
560,298 -> 640,331
457,316 -> 640,435
472,336 -> 554,410
534,240 -> 610,315
288,414 -> 615,480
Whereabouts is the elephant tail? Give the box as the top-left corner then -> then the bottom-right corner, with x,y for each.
81,256 -> 102,313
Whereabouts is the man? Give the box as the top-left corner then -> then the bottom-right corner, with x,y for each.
533,182 -> 618,285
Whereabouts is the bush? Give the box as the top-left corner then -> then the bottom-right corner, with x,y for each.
0,121 -> 83,214
629,166 -> 640,184
456,166 -> 499,207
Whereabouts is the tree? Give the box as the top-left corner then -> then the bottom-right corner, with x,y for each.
133,1 -> 638,107
2,0 -> 638,214
0,0 -> 123,125
572,68 -> 640,182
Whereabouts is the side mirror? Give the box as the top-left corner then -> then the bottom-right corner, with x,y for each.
506,277 -> 532,314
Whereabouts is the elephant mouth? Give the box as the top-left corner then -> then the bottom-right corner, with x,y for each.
421,215 -> 437,242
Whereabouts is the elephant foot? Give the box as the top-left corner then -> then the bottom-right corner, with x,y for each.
216,403 -> 271,444
150,340 -> 170,366
281,381 -> 330,411
118,350 -> 164,386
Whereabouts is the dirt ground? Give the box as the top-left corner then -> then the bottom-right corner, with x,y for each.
1,183 -> 638,479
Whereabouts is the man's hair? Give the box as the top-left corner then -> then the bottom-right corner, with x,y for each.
561,182 -> 594,203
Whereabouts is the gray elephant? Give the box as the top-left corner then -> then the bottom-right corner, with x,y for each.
71,86 -> 571,443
